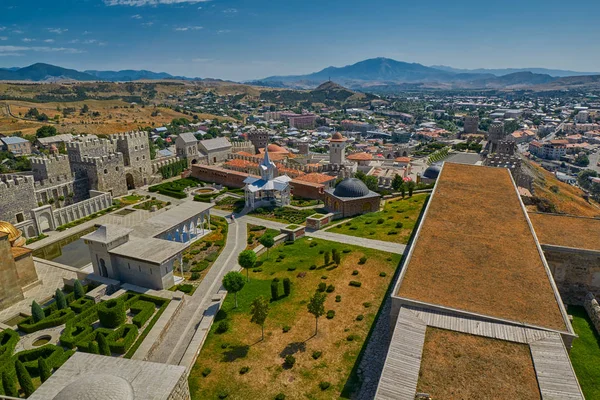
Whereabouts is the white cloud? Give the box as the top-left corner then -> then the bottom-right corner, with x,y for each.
48,28 -> 68,34
22,38 -> 35,42
0,27 -> 6,32
12,30 -> 24,34
44,39 -> 55,43
0,37 -> 7,41
0,53 -> 24,57
223,8 -> 237,13
105,0 -> 211,6
131,14 -> 143,19
83,31 -> 91,35
174,26 -> 203,31
217,30 -> 231,34
142,22 -> 154,26
0,46 -> 84,54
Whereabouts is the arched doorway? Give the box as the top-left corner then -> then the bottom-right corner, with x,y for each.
99,258 -> 108,277
126,173 -> 135,190
191,159 -> 198,165
38,213 -> 52,232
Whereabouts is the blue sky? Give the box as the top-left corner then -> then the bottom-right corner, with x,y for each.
1,0 -> 599,81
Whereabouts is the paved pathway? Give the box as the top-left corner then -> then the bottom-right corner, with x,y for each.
306,230 -> 406,254
147,218 -> 248,365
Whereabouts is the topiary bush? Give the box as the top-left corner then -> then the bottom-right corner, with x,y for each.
131,300 -> 155,328
70,297 -> 94,314
358,256 -> 367,265
16,360 -> 34,397
326,310 -> 335,319
284,355 -> 295,368
201,368 -> 211,377
349,281 -> 362,287
312,351 -> 322,360
317,282 -> 327,292
216,321 -> 229,334
31,301 -> 44,323
271,280 -> 280,301
319,381 -> 331,390
239,366 -> 250,375
107,324 -> 138,354
73,280 -> 85,299
97,298 -> 126,328
326,284 -> 335,293
18,308 -> 75,334
283,278 -> 291,296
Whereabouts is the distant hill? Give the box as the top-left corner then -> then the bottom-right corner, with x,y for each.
84,69 -> 197,82
0,63 -> 198,82
0,63 -> 97,82
259,81 -> 374,106
430,65 -> 600,78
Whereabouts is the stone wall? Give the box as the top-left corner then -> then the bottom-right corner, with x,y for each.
52,190 -> 113,227
191,164 -> 254,189
0,175 -> 38,224
113,131 -> 153,187
584,292 -> 600,335
79,153 -> 128,197
306,213 -> 334,230
542,245 -> 600,305
168,370 -> 191,400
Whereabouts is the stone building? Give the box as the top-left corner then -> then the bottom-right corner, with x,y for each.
329,132 -> 348,165
247,129 -> 270,153
323,178 -> 381,217
175,132 -> 201,166
0,221 -> 39,311
463,115 -> 479,135
486,121 -> 506,153
198,137 -> 232,165
243,148 -> 292,210
113,131 -> 153,189
29,352 -> 190,400
0,136 -> 32,156
83,202 -> 213,290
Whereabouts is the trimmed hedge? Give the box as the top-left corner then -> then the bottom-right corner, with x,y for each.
70,297 -> 94,314
107,324 -> 138,354
18,308 -> 75,334
15,344 -> 65,377
0,330 -> 19,366
131,300 -> 155,328
97,298 -> 126,328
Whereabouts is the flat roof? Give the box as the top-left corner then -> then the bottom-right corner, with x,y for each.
131,201 -> 213,239
417,328 -> 541,399
109,237 -> 188,265
396,163 -> 567,331
530,212 -> 600,252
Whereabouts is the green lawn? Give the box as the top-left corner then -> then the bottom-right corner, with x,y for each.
327,194 -> 428,244
568,305 -> 600,399
249,206 -> 322,225
189,237 -> 401,400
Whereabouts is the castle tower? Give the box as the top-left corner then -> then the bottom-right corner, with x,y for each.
329,131 -> 348,165
487,122 -> 506,154
113,131 -> 152,188
248,129 -> 269,154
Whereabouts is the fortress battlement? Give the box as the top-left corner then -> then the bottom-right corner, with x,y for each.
33,174 -> 72,187
111,131 -> 148,141
81,153 -> 124,166
0,175 -> 35,190
30,154 -> 70,166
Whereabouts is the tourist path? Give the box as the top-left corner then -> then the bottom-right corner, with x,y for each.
147,217 -> 248,365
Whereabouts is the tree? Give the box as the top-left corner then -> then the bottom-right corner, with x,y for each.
32,300 -> 44,323
74,280 -> 85,299
283,278 -> 291,296
259,235 -> 275,258
38,357 -> 51,383
406,180 -> 416,197
97,333 -> 111,356
332,248 -> 341,265
574,153 -> 590,167
392,174 -> 404,192
307,292 -> 326,335
2,370 -> 17,397
577,169 -> 597,190
238,250 -> 257,282
35,125 -> 57,138
324,251 -> 330,266
250,296 -> 270,341
55,289 -> 67,310
222,271 -> 245,308
271,280 -> 280,301
16,360 -> 35,397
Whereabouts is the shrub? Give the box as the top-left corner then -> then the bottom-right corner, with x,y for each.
312,351 -> 322,360
97,332 -> 111,356
326,310 -> 335,319
352,270 -> 359,275
271,280 -> 280,301
283,278 -> 291,296
31,301 -> 44,323
317,282 -> 326,292
395,222 -> 404,229
379,272 -> 387,277
363,302 -> 372,308
239,366 -> 250,375
358,256 -> 367,264
319,381 -> 331,390
287,267 -> 296,271
2,369 -> 18,397
177,284 -> 194,294
356,314 -> 364,321
217,390 -> 229,399
309,241 -> 317,247
74,280 -> 85,299
216,321 -> 229,334
319,249 -> 324,254
38,357 -> 51,383
275,393 -> 286,400
284,355 -> 295,368
387,230 -> 398,235
346,334 -> 356,341
107,324 -> 138,354
201,368 -> 212,377
377,218 -> 385,224
309,265 -> 316,270
321,275 -> 327,280
190,272 -> 201,280
55,289 -> 67,310
16,360 -> 34,397
349,281 -> 362,287
97,298 -> 126,328
335,295 -> 341,303
326,284 -> 335,293
18,308 -> 75,334
282,325 -> 291,333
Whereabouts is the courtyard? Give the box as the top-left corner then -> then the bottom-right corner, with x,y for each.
188,237 -> 401,399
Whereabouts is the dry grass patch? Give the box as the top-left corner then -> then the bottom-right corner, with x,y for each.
189,238 -> 401,400
417,328 -> 541,399
398,163 -> 567,331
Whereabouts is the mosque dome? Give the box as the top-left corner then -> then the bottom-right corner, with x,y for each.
331,132 -> 344,140
0,221 -> 23,245
53,374 -> 135,400
266,144 -> 287,153
333,178 -> 371,198
423,164 -> 442,180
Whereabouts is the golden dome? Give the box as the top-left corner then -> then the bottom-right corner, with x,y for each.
0,221 -> 23,244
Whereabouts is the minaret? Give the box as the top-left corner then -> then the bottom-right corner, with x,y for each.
260,146 -> 277,180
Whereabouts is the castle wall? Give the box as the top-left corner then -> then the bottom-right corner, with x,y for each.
542,245 -> 600,305
53,190 -> 113,227
191,164 -> 252,189
78,154 -> 127,197
0,175 -> 38,224
113,131 -> 152,187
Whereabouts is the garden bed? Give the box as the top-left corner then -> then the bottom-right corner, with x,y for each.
149,177 -> 202,199
133,198 -> 169,211
246,224 -> 279,250
250,206 -> 321,225
189,237 -> 401,399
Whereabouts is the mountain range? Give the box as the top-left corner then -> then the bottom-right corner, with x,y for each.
253,57 -> 600,90
1,59 -> 600,91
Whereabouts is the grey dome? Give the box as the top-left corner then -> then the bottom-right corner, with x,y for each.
333,178 -> 370,198
54,374 -> 134,400
423,164 -> 442,180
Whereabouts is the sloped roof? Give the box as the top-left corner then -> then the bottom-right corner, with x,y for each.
199,137 -> 231,151
177,132 -> 198,144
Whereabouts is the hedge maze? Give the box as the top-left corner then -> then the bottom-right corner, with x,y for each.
0,286 -> 170,396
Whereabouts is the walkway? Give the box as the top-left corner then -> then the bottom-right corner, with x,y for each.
306,230 -> 406,254
147,218 -> 248,365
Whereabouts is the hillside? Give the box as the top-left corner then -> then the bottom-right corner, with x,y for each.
259,81 -> 373,106
523,160 -> 600,217
0,63 -> 97,82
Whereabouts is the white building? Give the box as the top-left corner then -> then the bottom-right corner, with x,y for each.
244,148 -> 291,210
